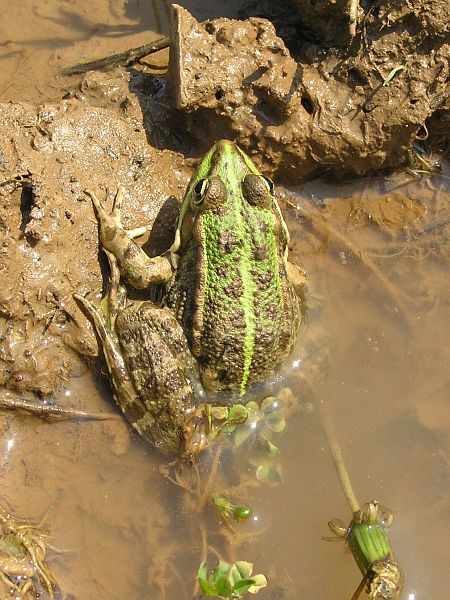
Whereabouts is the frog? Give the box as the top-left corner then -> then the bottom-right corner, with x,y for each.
75,140 -> 307,456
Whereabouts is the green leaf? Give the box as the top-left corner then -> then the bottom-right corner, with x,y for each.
233,561 -> 253,580
212,495 -> 234,519
227,404 -> 248,424
215,576 -> 232,597
256,464 -> 283,486
260,396 -> 282,414
233,579 -> 256,593
211,406 -> 229,420
233,504 -> 253,520
265,411 -> 286,433
215,560 -> 231,580
220,422 -> 238,434
197,562 -> 208,581
232,425 -> 253,447
265,440 -> 280,456
229,564 -> 241,587
199,578 -> 218,595
383,64 -> 406,86
248,574 -> 268,593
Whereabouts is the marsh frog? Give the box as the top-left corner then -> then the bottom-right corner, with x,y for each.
76,141 -> 307,455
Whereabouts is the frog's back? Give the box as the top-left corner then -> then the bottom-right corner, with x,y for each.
166,175 -> 302,395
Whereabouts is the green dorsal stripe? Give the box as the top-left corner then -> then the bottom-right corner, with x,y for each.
224,142 -> 255,395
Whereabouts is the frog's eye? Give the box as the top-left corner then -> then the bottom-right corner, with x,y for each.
242,174 -> 273,208
193,178 -> 209,205
262,176 -> 275,195
192,176 -> 227,210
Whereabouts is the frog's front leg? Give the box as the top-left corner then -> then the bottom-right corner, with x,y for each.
85,186 -> 172,289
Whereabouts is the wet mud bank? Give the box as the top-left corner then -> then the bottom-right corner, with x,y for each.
0,92 -> 190,396
164,2 -> 449,180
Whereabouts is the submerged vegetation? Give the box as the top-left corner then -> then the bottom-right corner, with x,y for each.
0,506 -> 57,599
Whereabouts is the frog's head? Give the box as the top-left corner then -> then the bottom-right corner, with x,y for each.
170,140 -> 290,263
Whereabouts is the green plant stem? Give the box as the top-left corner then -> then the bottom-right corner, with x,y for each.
318,399 -> 360,513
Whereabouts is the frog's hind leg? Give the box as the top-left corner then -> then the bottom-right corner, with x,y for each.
74,250 -> 130,395
74,283 -> 148,429
103,249 -> 126,330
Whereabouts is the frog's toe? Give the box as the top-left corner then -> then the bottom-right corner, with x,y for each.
126,225 -> 151,240
85,187 -> 124,230
84,188 -> 104,216
111,185 -> 126,219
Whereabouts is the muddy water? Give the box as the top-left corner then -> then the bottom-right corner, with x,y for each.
0,0 -> 243,104
0,2 -> 449,600
1,170 -> 449,600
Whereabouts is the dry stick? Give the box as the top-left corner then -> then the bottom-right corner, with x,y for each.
60,35 -> 170,75
0,395 -> 120,422
317,399 -> 360,514
350,576 -> 368,600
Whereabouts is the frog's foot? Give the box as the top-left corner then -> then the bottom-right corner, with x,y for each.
84,186 -> 123,231
182,403 -> 212,458
73,291 -> 126,376
84,186 -> 172,289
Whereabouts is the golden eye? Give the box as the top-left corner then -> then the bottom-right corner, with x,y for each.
193,179 -> 209,205
262,175 -> 275,195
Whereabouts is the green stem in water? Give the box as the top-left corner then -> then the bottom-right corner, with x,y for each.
318,399 -> 360,513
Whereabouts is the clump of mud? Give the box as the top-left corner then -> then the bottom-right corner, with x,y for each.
163,3 -> 449,180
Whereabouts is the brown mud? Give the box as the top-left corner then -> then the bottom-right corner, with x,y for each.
166,2 -> 449,180
0,1 -> 449,599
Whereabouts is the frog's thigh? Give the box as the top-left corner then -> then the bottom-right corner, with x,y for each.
74,294 -> 139,404
115,303 -> 197,442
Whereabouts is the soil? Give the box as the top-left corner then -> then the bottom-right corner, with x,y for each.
0,83 -> 193,396
166,2 -> 449,180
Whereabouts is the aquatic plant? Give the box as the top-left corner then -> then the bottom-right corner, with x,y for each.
197,560 -> 267,598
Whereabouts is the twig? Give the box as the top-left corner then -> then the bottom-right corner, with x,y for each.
347,0 -> 359,39
60,35 -> 170,75
197,446 -> 222,512
0,395 -> 120,422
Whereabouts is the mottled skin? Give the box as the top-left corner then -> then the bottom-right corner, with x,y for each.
76,141 -> 307,454
166,141 -> 305,395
